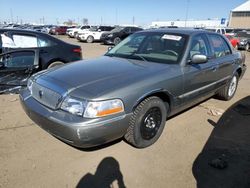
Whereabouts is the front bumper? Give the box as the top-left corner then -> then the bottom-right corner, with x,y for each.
19,89 -> 131,148
102,38 -> 114,44
238,42 -> 247,49
77,35 -> 85,41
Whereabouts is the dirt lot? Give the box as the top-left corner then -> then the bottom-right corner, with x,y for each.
0,36 -> 250,188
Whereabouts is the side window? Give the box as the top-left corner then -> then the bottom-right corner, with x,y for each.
1,51 -> 35,68
209,34 -> 231,58
189,34 -> 210,58
1,33 -> 16,48
38,37 -> 55,47
12,34 -> 38,48
123,28 -> 130,33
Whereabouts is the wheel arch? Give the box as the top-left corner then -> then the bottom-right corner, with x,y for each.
132,89 -> 173,114
44,58 -> 66,69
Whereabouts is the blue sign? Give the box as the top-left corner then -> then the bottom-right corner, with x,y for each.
221,18 -> 226,25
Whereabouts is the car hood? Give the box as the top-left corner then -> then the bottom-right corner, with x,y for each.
35,56 -> 171,99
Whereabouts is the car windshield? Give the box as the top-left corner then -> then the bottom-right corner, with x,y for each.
89,26 -> 98,31
110,27 -> 124,33
105,32 -> 187,64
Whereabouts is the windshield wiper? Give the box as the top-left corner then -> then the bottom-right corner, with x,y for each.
129,53 -> 148,62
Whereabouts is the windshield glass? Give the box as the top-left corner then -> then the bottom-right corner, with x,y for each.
106,32 -> 187,64
89,26 -> 98,31
110,27 -> 124,33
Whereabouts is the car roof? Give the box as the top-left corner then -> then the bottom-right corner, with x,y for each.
139,28 -> 212,36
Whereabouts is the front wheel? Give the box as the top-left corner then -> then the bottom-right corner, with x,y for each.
86,36 -> 94,43
114,37 -> 121,45
124,96 -> 168,148
246,43 -> 250,51
216,73 -> 239,101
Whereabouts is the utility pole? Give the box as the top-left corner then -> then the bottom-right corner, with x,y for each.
115,8 -> 118,25
185,0 -> 190,27
132,16 -> 135,25
10,8 -> 13,23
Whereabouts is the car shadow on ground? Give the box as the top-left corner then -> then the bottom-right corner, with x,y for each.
76,157 -> 126,188
192,96 -> 250,188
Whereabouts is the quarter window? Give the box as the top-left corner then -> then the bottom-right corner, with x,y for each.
38,37 -> 55,47
209,34 -> 231,58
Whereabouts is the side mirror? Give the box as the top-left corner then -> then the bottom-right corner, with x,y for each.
191,54 -> 207,64
107,46 -> 114,51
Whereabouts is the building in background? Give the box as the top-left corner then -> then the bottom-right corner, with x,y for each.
229,0 -> 250,29
150,18 -> 228,29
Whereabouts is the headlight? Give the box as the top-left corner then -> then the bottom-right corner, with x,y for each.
27,78 -> 33,94
84,99 -> 124,118
61,96 -> 86,116
108,34 -> 113,37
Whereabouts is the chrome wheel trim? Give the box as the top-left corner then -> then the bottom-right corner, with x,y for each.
228,76 -> 237,97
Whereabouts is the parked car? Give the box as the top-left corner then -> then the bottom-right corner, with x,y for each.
100,26 -> 143,45
66,25 -> 91,38
236,31 -> 250,51
0,29 -> 82,93
205,28 -> 226,35
77,26 -> 115,43
225,34 -> 240,49
49,26 -> 68,35
41,25 -> 55,34
20,29 -> 246,149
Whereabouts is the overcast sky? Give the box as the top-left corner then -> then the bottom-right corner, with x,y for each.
0,0 -> 247,26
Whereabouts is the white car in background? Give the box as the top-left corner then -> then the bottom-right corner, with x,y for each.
77,26 -> 114,43
66,25 -> 91,38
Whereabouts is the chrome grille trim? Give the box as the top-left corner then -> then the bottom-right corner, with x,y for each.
31,82 -> 62,110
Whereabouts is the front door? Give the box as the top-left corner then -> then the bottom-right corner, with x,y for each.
181,34 -> 218,104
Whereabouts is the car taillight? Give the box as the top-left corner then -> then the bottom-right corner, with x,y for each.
73,48 -> 81,53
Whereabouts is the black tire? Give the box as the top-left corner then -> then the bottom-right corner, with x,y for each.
246,43 -> 250,52
47,61 -> 64,69
114,37 -> 121,45
235,44 -> 239,50
216,73 -> 239,101
87,36 -> 94,43
124,96 -> 168,148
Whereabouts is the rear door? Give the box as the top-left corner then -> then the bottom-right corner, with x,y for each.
0,50 -> 39,94
207,34 -> 235,89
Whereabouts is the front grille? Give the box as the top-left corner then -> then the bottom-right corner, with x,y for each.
31,82 -> 62,110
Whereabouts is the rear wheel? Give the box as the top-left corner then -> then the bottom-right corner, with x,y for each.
124,96 -> 168,148
47,61 -> 64,69
86,36 -> 94,43
216,73 -> 239,101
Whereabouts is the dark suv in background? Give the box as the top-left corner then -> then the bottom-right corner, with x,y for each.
100,26 -> 143,45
